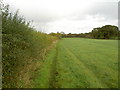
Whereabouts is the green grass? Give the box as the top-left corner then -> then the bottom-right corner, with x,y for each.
33,38 -> 118,88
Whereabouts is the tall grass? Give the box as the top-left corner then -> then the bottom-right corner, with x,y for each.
2,4 -> 58,88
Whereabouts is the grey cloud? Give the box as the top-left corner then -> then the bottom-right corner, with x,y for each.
24,12 -> 60,23
88,2 -> 118,20
69,2 -> 118,21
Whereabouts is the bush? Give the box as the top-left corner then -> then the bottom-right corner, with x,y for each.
2,4 -> 58,88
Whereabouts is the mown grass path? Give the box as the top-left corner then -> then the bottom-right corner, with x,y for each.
33,38 -> 118,88
49,44 -> 59,88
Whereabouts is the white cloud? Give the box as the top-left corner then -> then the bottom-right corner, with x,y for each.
3,0 -> 118,33
46,14 -> 117,34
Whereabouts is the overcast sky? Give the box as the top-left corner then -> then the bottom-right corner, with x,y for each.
3,0 -> 119,34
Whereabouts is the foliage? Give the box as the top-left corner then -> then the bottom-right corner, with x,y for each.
49,32 -> 62,39
92,25 -> 119,39
2,4 -> 57,88
54,25 -> 119,39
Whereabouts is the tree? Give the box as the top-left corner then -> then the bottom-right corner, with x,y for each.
91,25 -> 119,39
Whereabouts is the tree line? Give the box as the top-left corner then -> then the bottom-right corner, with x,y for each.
49,25 -> 119,40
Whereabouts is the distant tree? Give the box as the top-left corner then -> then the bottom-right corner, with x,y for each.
91,25 -> 119,39
92,28 -> 101,39
60,31 -> 65,38
49,32 -> 56,36
101,25 -> 119,39
49,32 -> 62,39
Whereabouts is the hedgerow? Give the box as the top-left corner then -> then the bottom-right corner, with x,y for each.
2,4 -> 58,88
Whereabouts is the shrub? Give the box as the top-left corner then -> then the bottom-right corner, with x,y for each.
2,4 -> 58,88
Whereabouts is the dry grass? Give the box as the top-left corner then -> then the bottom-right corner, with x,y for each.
16,40 -> 58,88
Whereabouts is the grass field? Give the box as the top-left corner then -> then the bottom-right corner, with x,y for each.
33,38 -> 118,88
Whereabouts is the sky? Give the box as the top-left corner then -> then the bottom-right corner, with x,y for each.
3,0 -> 119,34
